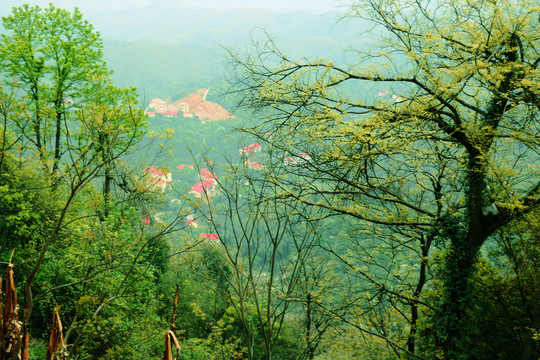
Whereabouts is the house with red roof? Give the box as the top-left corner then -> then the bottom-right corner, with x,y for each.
176,164 -> 194,170
248,161 -> 264,170
189,179 -> 218,200
198,168 -> 218,181
200,233 -> 219,241
283,157 -> 298,166
144,166 -> 172,192
187,219 -> 199,228
239,143 -> 261,156
283,153 -> 311,167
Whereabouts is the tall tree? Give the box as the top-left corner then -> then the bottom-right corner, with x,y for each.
227,0 -> 540,358
0,5 -> 162,358
194,158 -> 322,360
0,4 -> 109,173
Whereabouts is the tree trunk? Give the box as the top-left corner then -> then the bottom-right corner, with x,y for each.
437,237 -> 482,360
436,152 -> 488,359
306,293 -> 315,360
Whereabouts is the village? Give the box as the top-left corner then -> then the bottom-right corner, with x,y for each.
145,88 -> 235,122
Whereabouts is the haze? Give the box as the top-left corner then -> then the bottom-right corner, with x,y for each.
1,0 -> 347,15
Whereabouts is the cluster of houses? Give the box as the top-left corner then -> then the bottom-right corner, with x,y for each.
142,163 -> 220,241
143,163 -> 219,198
145,88 -> 235,122
142,138 -> 312,242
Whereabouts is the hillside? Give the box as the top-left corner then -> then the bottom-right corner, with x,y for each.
1,2 -> 372,100
92,4 -> 371,99
103,39 -> 226,100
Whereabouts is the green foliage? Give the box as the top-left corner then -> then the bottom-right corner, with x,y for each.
1,1 -> 539,359
226,0 -> 540,358
0,4 -> 177,360
0,168 -> 56,252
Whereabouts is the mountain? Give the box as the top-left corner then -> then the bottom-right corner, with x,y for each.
4,1 -> 374,105
99,5 -> 371,101
90,5 -> 364,49
103,39 -> 225,100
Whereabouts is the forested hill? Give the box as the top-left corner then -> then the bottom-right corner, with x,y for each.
102,39 -> 226,100
0,1 -> 371,102
94,4 -> 370,100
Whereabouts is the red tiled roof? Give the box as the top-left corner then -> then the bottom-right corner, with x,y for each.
283,157 -> 297,166
177,89 -> 233,121
249,161 -> 264,169
199,168 -> 217,180
145,165 -> 166,176
189,180 -> 216,194
200,233 -> 219,240
144,165 -> 157,173
240,143 -> 262,154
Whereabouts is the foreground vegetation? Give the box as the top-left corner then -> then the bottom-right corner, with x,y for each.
0,1 -> 539,359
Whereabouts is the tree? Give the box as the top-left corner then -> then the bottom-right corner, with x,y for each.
227,0 -> 540,358
0,4 -> 109,174
195,158 -> 322,360
0,5 -> 174,358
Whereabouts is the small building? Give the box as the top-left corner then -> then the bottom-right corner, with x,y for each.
283,157 -> 298,167
189,179 -> 218,200
177,102 -> 189,113
164,109 -> 178,118
239,143 -> 261,156
148,98 -> 168,111
187,219 -> 199,228
248,161 -> 264,170
200,233 -> 219,241
144,165 -> 172,192
198,168 -> 217,181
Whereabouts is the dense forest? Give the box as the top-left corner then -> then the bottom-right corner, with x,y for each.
0,1 -> 539,359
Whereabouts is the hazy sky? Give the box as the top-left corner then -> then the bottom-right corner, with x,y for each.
2,0 -> 349,15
